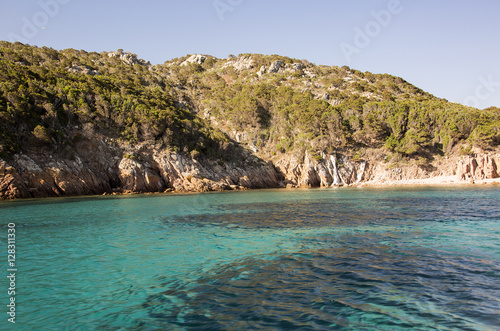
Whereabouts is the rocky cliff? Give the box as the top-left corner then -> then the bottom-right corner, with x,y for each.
456,154 -> 499,182
0,133 -> 283,199
1,134 -> 498,200
273,152 -> 366,188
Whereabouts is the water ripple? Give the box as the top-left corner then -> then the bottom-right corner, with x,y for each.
124,236 -> 500,330
2,187 -> 498,330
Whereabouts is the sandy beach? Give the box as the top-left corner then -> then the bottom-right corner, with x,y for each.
360,176 -> 500,188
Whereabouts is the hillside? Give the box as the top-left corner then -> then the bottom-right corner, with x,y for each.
0,42 -> 499,198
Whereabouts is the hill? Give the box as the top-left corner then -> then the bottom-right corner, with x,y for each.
0,42 -> 499,198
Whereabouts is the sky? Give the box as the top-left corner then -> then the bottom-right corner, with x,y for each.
1,0 -> 499,109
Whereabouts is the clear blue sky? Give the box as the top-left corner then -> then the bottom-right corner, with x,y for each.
1,0 -> 499,109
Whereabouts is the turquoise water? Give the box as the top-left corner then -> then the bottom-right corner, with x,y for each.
1,187 -> 499,330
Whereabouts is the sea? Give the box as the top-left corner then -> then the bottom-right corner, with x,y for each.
1,186 -> 499,330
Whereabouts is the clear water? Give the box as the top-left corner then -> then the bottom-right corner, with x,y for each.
1,187 -> 499,330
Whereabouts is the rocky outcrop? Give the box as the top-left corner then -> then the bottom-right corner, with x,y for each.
116,147 -> 280,193
108,50 -> 150,66
268,60 -> 284,73
456,154 -> 499,181
1,134 -> 498,200
67,65 -> 100,76
363,164 -> 436,185
0,135 -> 281,199
118,156 -> 166,192
181,54 -> 207,66
257,66 -> 266,77
225,56 -> 254,71
290,63 -> 304,72
2,137 -> 120,199
0,160 -> 30,199
357,153 -> 500,185
274,152 -> 366,187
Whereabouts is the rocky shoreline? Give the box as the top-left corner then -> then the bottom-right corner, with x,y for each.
0,133 -> 499,200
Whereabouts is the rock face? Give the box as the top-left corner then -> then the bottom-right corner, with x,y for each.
0,160 -> 29,199
225,56 -> 254,71
0,135 -> 280,199
257,66 -> 266,77
181,54 -> 207,66
1,134 -> 498,200
456,154 -> 499,181
274,152 -> 366,187
108,50 -> 150,66
2,138 -> 120,199
268,60 -> 284,73
291,63 -> 304,71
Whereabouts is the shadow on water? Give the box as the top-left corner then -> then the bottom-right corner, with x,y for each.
95,192 -> 500,330
115,241 -> 500,330
163,193 -> 500,230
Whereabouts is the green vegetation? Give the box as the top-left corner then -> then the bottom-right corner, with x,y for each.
0,41 -> 498,161
0,42 -> 234,160
179,55 -> 498,158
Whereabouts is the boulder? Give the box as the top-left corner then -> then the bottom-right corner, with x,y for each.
108,50 -> 150,66
292,63 -> 304,71
225,56 -> 254,71
268,60 -> 284,73
181,54 -> 206,66
257,65 -> 266,76
67,65 -> 100,76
